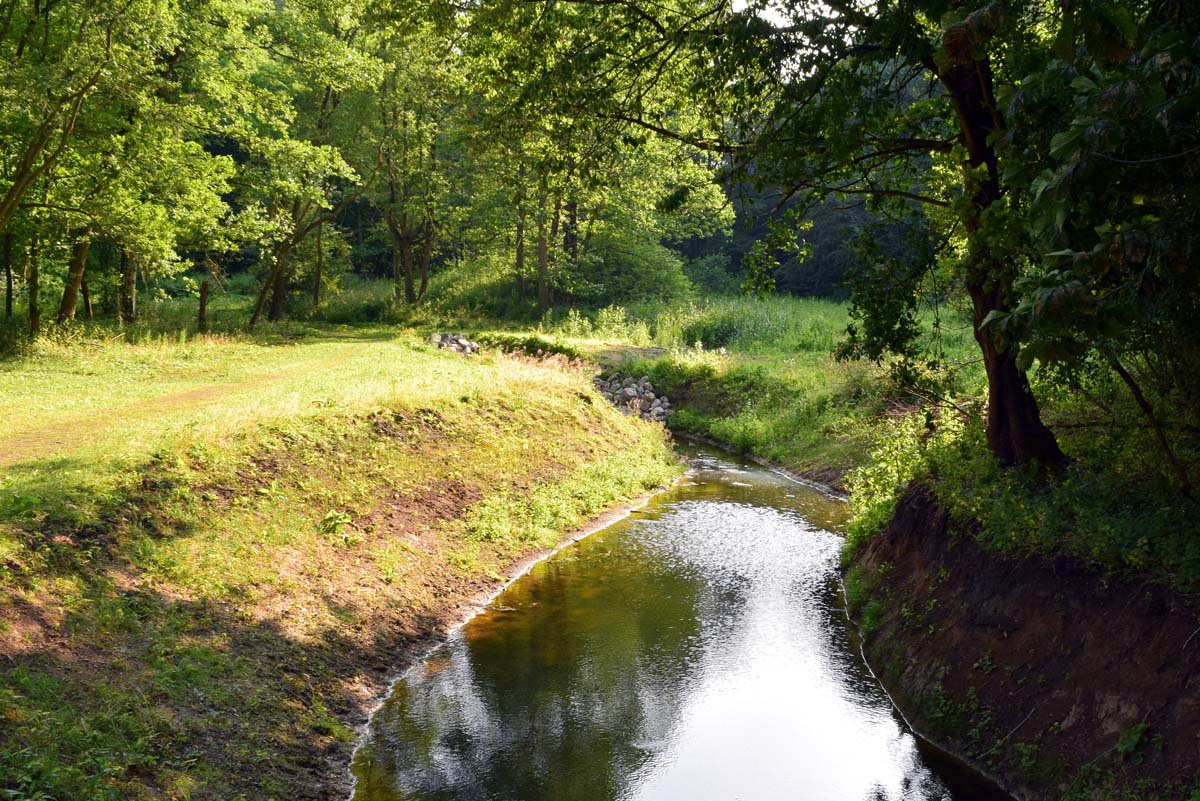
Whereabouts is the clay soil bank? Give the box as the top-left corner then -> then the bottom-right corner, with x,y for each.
847,485 -> 1200,801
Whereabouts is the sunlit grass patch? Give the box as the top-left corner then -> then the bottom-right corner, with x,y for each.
0,333 -> 680,801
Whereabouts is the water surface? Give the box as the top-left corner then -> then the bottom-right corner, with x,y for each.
351,449 -> 984,801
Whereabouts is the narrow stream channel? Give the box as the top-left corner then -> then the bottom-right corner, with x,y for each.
350,447 -> 1004,801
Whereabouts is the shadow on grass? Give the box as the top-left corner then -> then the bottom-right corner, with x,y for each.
0,408 -> 512,800
2,568 -> 464,801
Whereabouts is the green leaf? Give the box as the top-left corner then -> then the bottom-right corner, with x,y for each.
979,309 -> 1008,331
1049,128 -> 1083,160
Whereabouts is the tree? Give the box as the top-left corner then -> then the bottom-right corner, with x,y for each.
985,3 -> 1200,491
0,0 -> 187,237
231,0 -> 385,326
368,19 -> 463,305
479,0 -> 1072,468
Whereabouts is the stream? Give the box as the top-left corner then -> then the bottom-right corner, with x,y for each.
349,446 -> 1006,801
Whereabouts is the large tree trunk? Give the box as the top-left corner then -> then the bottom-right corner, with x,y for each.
249,262 -> 275,329
3,232 -> 12,319
118,250 -> 137,325
969,283 -> 1065,466
57,238 -> 90,323
939,44 -> 1066,469
28,232 -> 39,338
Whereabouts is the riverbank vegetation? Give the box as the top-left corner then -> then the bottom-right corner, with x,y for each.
4,0 -> 1200,798
0,331 -> 678,800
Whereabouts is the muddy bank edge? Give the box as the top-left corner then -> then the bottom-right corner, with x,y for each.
845,484 -> 1200,801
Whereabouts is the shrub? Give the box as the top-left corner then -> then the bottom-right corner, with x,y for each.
567,230 -> 693,305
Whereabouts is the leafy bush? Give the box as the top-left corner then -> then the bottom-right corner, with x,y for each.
310,277 -> 394,324
842,410 -> 965,562
594,305 -> 651,344
683,253 -> 741,294
425,256 -> 538,320
474,332 -> 581,360
568,230 -> 693,305
0,316 -> 31,359
558,308 -> 593,338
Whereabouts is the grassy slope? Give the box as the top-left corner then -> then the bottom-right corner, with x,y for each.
0,329 -> 679,801
559,297 -> 931,489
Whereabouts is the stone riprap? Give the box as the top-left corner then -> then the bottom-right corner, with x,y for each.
593,374 -> 672,423
432,333 -> 481,355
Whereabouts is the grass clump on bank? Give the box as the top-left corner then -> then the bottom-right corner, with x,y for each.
0,332 -> 679,801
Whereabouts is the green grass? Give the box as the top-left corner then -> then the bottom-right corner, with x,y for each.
536,293 -> 1200,592
0,325 -> 503,565
550,297 -> 935,485
0,322 -> 680,801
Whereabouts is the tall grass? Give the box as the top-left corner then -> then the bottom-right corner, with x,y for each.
631,296 -> 849,352
539,294 -> 853,354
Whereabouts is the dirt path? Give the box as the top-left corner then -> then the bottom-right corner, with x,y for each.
0,364 -> 320,468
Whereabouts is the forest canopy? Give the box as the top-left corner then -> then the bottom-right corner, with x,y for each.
1,0 -> 1198,475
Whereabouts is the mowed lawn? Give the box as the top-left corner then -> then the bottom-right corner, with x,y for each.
0,327 -> 474,470
0,326 -> 549,569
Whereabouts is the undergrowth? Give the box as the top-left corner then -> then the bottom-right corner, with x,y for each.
841,404 -> 1200,592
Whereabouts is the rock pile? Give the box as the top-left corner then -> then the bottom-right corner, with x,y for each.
593,374 -> 672,423
432,333 -> 481,355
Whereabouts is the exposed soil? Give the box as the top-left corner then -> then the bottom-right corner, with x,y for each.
850,485 -> 1200,800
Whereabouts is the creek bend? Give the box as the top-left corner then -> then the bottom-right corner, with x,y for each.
350,447 -> 1001,801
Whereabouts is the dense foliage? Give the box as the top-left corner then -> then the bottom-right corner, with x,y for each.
2,4 -> 1198,496
492,0 -> 1199,478
0,0 -> 737,339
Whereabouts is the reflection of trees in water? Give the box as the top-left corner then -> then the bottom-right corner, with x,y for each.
352,490 -> 956,801
353,523 -> 705,801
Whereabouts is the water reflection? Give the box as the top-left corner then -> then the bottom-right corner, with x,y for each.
351,450 -> 963,801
